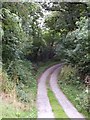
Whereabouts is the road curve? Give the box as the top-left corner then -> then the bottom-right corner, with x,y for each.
37,64 -> 61,118
50,66 -> 85,119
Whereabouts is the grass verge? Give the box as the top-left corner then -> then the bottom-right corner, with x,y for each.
0,98 -> 37,119
58,65 -> 89,118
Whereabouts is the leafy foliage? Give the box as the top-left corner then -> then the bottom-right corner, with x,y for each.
1,8 -> 26,66
62,17 -> 89,79
1,2 -> 89,118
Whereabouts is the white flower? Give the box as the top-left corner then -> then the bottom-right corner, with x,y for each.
85,88 -> 88,93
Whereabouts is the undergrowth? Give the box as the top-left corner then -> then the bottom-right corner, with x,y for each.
58,65 -> 89,118
1,60 -> 37,118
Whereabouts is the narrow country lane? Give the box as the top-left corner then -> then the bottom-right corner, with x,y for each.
37,64 -> 61,118
50,66 -> 85,119
37,64 -> 85,118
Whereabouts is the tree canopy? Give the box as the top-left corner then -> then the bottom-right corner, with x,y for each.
1,2 -> 89,78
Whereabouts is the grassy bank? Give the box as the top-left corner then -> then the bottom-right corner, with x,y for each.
0,60 -> 37,119
58,65 -> 89,118
0,97 -> 37,119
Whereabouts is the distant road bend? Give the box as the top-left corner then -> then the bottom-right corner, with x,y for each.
37,64 -> 85,119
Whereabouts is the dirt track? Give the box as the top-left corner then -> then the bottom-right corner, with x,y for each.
37,64 -> 85,118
